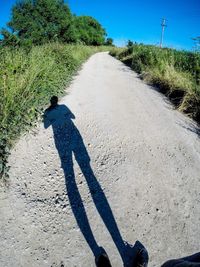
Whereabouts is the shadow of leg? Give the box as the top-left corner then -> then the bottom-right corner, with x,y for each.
57,124 -> 144,266
64,165 -> 100,257
77,161 -> 128,264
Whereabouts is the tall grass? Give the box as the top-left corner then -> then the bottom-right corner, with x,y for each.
110,45 -> 200,122
0,43 -> 107,179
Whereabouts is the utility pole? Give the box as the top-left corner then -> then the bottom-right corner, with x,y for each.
160,18 -> 167,48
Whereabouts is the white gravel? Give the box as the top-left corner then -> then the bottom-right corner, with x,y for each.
0,52 -> 200,267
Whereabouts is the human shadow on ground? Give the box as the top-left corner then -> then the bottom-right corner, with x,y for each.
43,96 -> 143,266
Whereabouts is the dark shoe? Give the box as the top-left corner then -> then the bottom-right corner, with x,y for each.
95,247 -> 112,267
131,241 -> 149,267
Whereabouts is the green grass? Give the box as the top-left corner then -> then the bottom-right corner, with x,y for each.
0,43 -> 109,180
110,44 -> 200,122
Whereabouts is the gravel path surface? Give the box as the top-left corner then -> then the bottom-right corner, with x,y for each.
1,52 -> 200,267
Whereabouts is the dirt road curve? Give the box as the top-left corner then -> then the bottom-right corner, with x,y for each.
1,52 -> 200,267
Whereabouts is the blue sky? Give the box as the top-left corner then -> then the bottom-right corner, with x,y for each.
1,0 -> 199,50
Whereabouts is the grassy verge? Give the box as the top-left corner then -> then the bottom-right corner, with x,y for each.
0,43 -> 109,180
110,45 -> 200,122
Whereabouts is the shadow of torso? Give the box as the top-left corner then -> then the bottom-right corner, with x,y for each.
43,104 -> 90,170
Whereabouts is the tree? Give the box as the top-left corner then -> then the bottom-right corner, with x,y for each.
127,40 -> 133,48
73,16 -> 106,45
192,37 -> 200,52
0,28 -> 19,47
105,37 -> 114,46
3,0 -> 75,45
1,0 -> 108,46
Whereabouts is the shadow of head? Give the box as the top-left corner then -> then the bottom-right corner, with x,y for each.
43,96 -> 75,130
50,95 -> 58,108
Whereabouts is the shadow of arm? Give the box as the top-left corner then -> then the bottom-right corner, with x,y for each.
43,111 -> 51,129
64,105 -> 75,119
70,112 -> 75,119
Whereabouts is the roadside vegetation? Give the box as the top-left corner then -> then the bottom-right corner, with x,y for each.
0,44 -> 110,180
0,0 -> 113,180
110,43 -> 200,123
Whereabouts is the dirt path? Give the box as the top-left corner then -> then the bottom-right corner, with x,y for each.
1,52 -> 200,267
